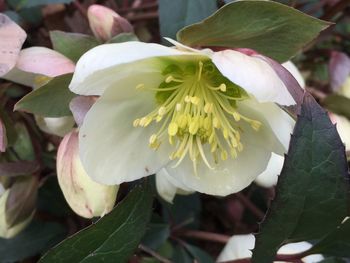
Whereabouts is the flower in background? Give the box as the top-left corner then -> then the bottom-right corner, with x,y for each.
57,130 -> 118,218
87,4 -> 133,42
217,234 -> 324,262
69,39 -> 299,196
0,180 -> 34,239
2,47 -> 76,137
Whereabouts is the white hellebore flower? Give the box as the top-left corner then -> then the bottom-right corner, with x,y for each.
217,234 -> 324,263
69,39 -> 296,196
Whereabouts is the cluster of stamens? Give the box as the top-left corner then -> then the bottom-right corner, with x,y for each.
133,60 -> 262,174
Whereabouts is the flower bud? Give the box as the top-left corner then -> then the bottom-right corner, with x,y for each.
0,187 -> 33,239
35,116 -> 75,137
87,4 -> 133,42
57,130 -> 118,218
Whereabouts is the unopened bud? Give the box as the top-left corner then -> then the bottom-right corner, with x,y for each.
87,5 -> 133,42
35,116 -> 75,137
0,187 -> 33,239
57,130 -> 118,218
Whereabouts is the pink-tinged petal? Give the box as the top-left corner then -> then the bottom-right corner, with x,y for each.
329,51 -> 350,91
212,50 -> 295,106
257,55 -> 304,109
69,96 -> 97,127
16,47 -> 75,77
0,14 -> 26,76
0,117 -> 7,152
282,61 -> 305,88
87,4 -> 133,42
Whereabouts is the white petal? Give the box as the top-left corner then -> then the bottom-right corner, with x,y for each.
329,113 -> 350,151
164,37 -> 214,56
217,234 -> 254,262
277,242 -> 324,263
211,50 -> 295,106
35,116 -> 75,137
217,235 -> 324,263
282,61 -> 305,88
79,87 -> 171,185
240,99 -> 295,151
254,153 -> 284,188
165,101 -> 286,196
70,42 -> 203,96
156,168 -> 193,203
156,169 -> 178,203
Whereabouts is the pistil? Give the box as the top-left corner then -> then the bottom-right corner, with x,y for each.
133,60 -> 262,173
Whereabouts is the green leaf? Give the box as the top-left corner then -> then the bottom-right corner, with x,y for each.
307,219 -> 350,258
252,93 -> 350,263
172,245 -> 192,263
0,221 -> 66,262
159,0 -> 217,40
177,0 -> 330,62
142,223 -> 170,250
323,94 -> 350,120
50,31 -> 100,63
15,74 -> 76,117
39,184 -> 154,263
107,33 -> 139,43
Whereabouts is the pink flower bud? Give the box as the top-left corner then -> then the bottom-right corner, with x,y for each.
87,5 -> 133,42
57,130 -> 118,218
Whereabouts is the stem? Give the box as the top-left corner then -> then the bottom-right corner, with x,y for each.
73,0 -> 87,18
321,0 -> 350,20
177,230 -> 230,244
138,244 -> 172,263
235,193 -> 265,220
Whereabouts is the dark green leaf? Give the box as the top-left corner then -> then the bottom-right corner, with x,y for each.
6,176 -> 39,227
142,223 -> 170,250
39,184 -> 154,263
252,93 -> 350,263
323,94 -> 350,120
0,221 -> 66,263
38,176 -> 72,217
14,74 -> 76,117
318,258 -> 349,263
162,193 -> 201,227
107,33 -> 139,43
307,219 -> 350,258
159,0 -> 217,40
172,245 -> 192,263
50,31 -> 100,63
177,1 -> 330,62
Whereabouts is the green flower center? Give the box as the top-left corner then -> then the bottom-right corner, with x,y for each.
133,60 -> 261,173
